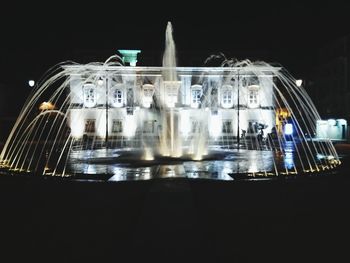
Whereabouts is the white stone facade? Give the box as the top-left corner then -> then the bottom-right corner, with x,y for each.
66,66 -> 278,148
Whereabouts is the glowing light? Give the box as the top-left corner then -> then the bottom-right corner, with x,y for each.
284,123 -> 293,135
39,102 -> 55,111
284,151 -> 294,169
295,79 -> 303,87
248,162 -> 258,173
97,79 -> 104,86
143,148 -> 154,161
192,155 -> 203,161
28,80 -> 35,87
83,164 -> 97,174
108,167 -> 127,181
317,153 -> 325,160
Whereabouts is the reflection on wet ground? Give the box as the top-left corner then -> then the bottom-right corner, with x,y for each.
69,148 -> 280,181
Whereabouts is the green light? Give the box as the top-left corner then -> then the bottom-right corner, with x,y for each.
118,50 -> 141,66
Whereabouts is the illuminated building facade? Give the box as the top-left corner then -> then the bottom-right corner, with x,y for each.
66,65 -> 279,148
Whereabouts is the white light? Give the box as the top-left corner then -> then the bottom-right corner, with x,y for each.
143,148 -> 154,161
28,80 -> 35,87
295,79 -> 303,87
327,155 -> 334,160
284,123 -> 293,135
97,79 -> 104,86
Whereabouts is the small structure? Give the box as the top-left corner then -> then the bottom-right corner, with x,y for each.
316,119 -> 347,140
118,50 -> 141,66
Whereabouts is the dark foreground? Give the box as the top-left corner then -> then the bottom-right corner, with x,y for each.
1,169 -> 350,262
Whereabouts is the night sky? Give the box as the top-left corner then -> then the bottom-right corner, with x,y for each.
1,2 -> 350,116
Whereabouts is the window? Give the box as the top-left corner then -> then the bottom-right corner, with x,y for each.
191,85 -> 202,108
248,85 -> 259,108
83,84 -> 96,108
84,119 -> 95,133
222,121 -> 233,133
112,120 -> 123,133
142,84 -> 155,108
223,90 -> 232,104
221,85 -> 233,108
143,120 -> 155,133
249,90 -> 258,104
192,90 -> 201,104
112,88 -> 123,107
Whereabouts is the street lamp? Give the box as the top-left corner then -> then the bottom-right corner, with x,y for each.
296,79 -> 303,87
28,80 -> 35,87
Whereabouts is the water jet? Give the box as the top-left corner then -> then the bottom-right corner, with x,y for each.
0,22 -> 340,180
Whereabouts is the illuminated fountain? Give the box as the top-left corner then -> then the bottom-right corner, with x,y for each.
0,22 -> 341,180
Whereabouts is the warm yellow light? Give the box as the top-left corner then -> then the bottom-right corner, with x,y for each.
39,102 -> 55,111
143,148 -> 154,161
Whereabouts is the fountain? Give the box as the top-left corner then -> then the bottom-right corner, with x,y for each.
0,22 -> 341,180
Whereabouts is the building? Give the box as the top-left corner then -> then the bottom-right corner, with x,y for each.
65,62 -> 279,156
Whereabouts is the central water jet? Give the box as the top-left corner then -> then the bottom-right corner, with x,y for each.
160,22 -> 183,158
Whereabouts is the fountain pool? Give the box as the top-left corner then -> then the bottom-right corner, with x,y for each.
0,22 -> 341,180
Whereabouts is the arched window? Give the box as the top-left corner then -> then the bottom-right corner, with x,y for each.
248,85 -> 260,108
191,85 -> 202,108
83,83 -> 96,108
111,84 -> 124,107
221,85 -> 233,108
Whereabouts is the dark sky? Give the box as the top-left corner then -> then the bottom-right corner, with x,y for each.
1,2 -> 350,116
